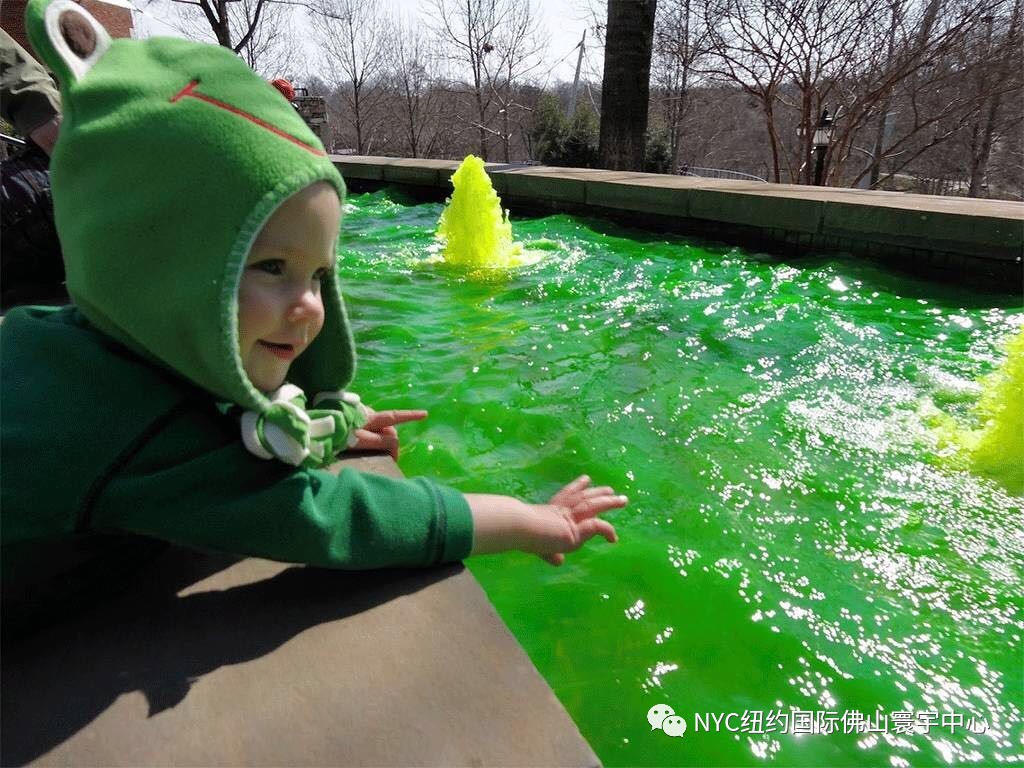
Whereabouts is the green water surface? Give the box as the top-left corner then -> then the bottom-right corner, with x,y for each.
339,189 -> 1022,767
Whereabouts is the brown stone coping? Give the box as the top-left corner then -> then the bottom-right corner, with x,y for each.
2,453 -> 600,767
332,156 -> 1024,291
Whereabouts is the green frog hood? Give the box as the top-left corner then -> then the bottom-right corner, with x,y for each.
25,0 -> 353,414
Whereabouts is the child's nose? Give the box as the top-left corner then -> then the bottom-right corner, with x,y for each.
287,285 -> 323,323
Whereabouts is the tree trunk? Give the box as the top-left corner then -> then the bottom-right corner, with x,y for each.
669,88 -> 686,171
475,90 -> 488,160
969,0 -> 1021,197
764,101 -> 781,183
969,90 -> 1001,197
865,4 -> 901,189
215,0 -> 231,47
400,79 -> 414,157
800,84 -> 813,184
915,0 -> 942,50
866,100 -> 891,188
352,81 -> 364,154
598,0 -> 657,170
502,105 -> 511,162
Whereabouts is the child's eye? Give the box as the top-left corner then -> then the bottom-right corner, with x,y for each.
313,267 -> 332,282
251,259 -> 284,275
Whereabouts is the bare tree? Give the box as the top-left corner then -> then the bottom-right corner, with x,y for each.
833,0 -> 990,188
482,0 -> 547,161
427,0 -> 546,161
151,0 -> 312,87
851,0 -> 910,188
964,0 -> 1023,195
383,17 -> 447,158
684,85 -> 768,175
158,0 -> 288,53
307,0 -> 390,154
235,0 -> 302,76
985,114 -> 1023,199
651,0 -> 714,170
699,0 -> 874,183
695,0 -> 1009,189
834,0 -> 1011,190
697,0 -> 789,180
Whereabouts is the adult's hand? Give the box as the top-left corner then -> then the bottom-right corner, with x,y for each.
29,115 -> 60,156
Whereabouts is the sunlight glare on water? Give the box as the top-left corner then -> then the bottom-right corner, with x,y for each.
340,189 -> 1022,767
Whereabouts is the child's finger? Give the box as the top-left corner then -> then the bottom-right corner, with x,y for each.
576,517 -> 617,544
583,485 -> 615,498
351,429 -> 400,460
550,475 -> 590,506
540,552 -> 565,567
364,409 -> 428,429
570,494 -> 628,522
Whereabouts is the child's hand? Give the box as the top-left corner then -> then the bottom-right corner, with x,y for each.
530,475 -> 625,566
347,407 -> 427,460
466,476 -> 626,566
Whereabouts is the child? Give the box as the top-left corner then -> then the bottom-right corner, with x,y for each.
0,0 -> 626,605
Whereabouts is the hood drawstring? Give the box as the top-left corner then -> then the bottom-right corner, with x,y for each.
240,384 -> 368,469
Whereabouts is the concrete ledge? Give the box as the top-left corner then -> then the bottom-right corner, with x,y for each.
382,158 -> 451,187
335,156 -> 459,188
331,156 -> 1024,292
689,187 -> 824,234
334,158 -> 386,181
501,167 -> 589,204
585,173 -> 689,216
821,199 -> 1022,261
2,453 -> 599,767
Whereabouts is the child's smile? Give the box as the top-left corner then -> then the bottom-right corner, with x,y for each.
259,340 -> 299,361
238,182 -> 342,392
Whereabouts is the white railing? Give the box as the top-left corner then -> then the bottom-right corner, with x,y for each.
679,165 -> 767,182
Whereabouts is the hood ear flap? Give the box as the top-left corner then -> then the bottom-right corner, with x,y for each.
27,0 -> 110,86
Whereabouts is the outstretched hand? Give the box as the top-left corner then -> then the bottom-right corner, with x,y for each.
347,407 -> 427,460
531,475 -> 625,566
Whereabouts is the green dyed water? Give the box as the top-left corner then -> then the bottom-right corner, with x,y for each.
340,189 -> 1022,767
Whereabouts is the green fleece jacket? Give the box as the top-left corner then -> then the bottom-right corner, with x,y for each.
1,0 -> 473,593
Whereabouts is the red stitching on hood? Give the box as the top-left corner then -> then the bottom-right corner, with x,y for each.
170,80 -> 325,157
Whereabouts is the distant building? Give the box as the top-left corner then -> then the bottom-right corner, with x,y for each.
2,0 -> 134,60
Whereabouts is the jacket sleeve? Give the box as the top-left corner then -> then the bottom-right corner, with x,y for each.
0,29 -> 61,135
88,406 -> 474,570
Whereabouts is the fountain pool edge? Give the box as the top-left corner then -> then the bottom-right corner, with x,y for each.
332,156 -> 1023,294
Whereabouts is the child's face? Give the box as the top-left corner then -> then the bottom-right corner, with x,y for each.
238,182 -> 341,392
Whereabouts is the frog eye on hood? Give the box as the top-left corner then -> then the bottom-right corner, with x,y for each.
43,0 -> 110,82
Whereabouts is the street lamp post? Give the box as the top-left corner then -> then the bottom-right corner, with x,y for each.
812,108 -> 834,186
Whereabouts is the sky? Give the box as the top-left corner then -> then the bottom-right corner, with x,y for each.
132,0 -> 604,86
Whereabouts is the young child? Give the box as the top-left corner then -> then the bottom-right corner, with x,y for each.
0,0 -> 626,605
